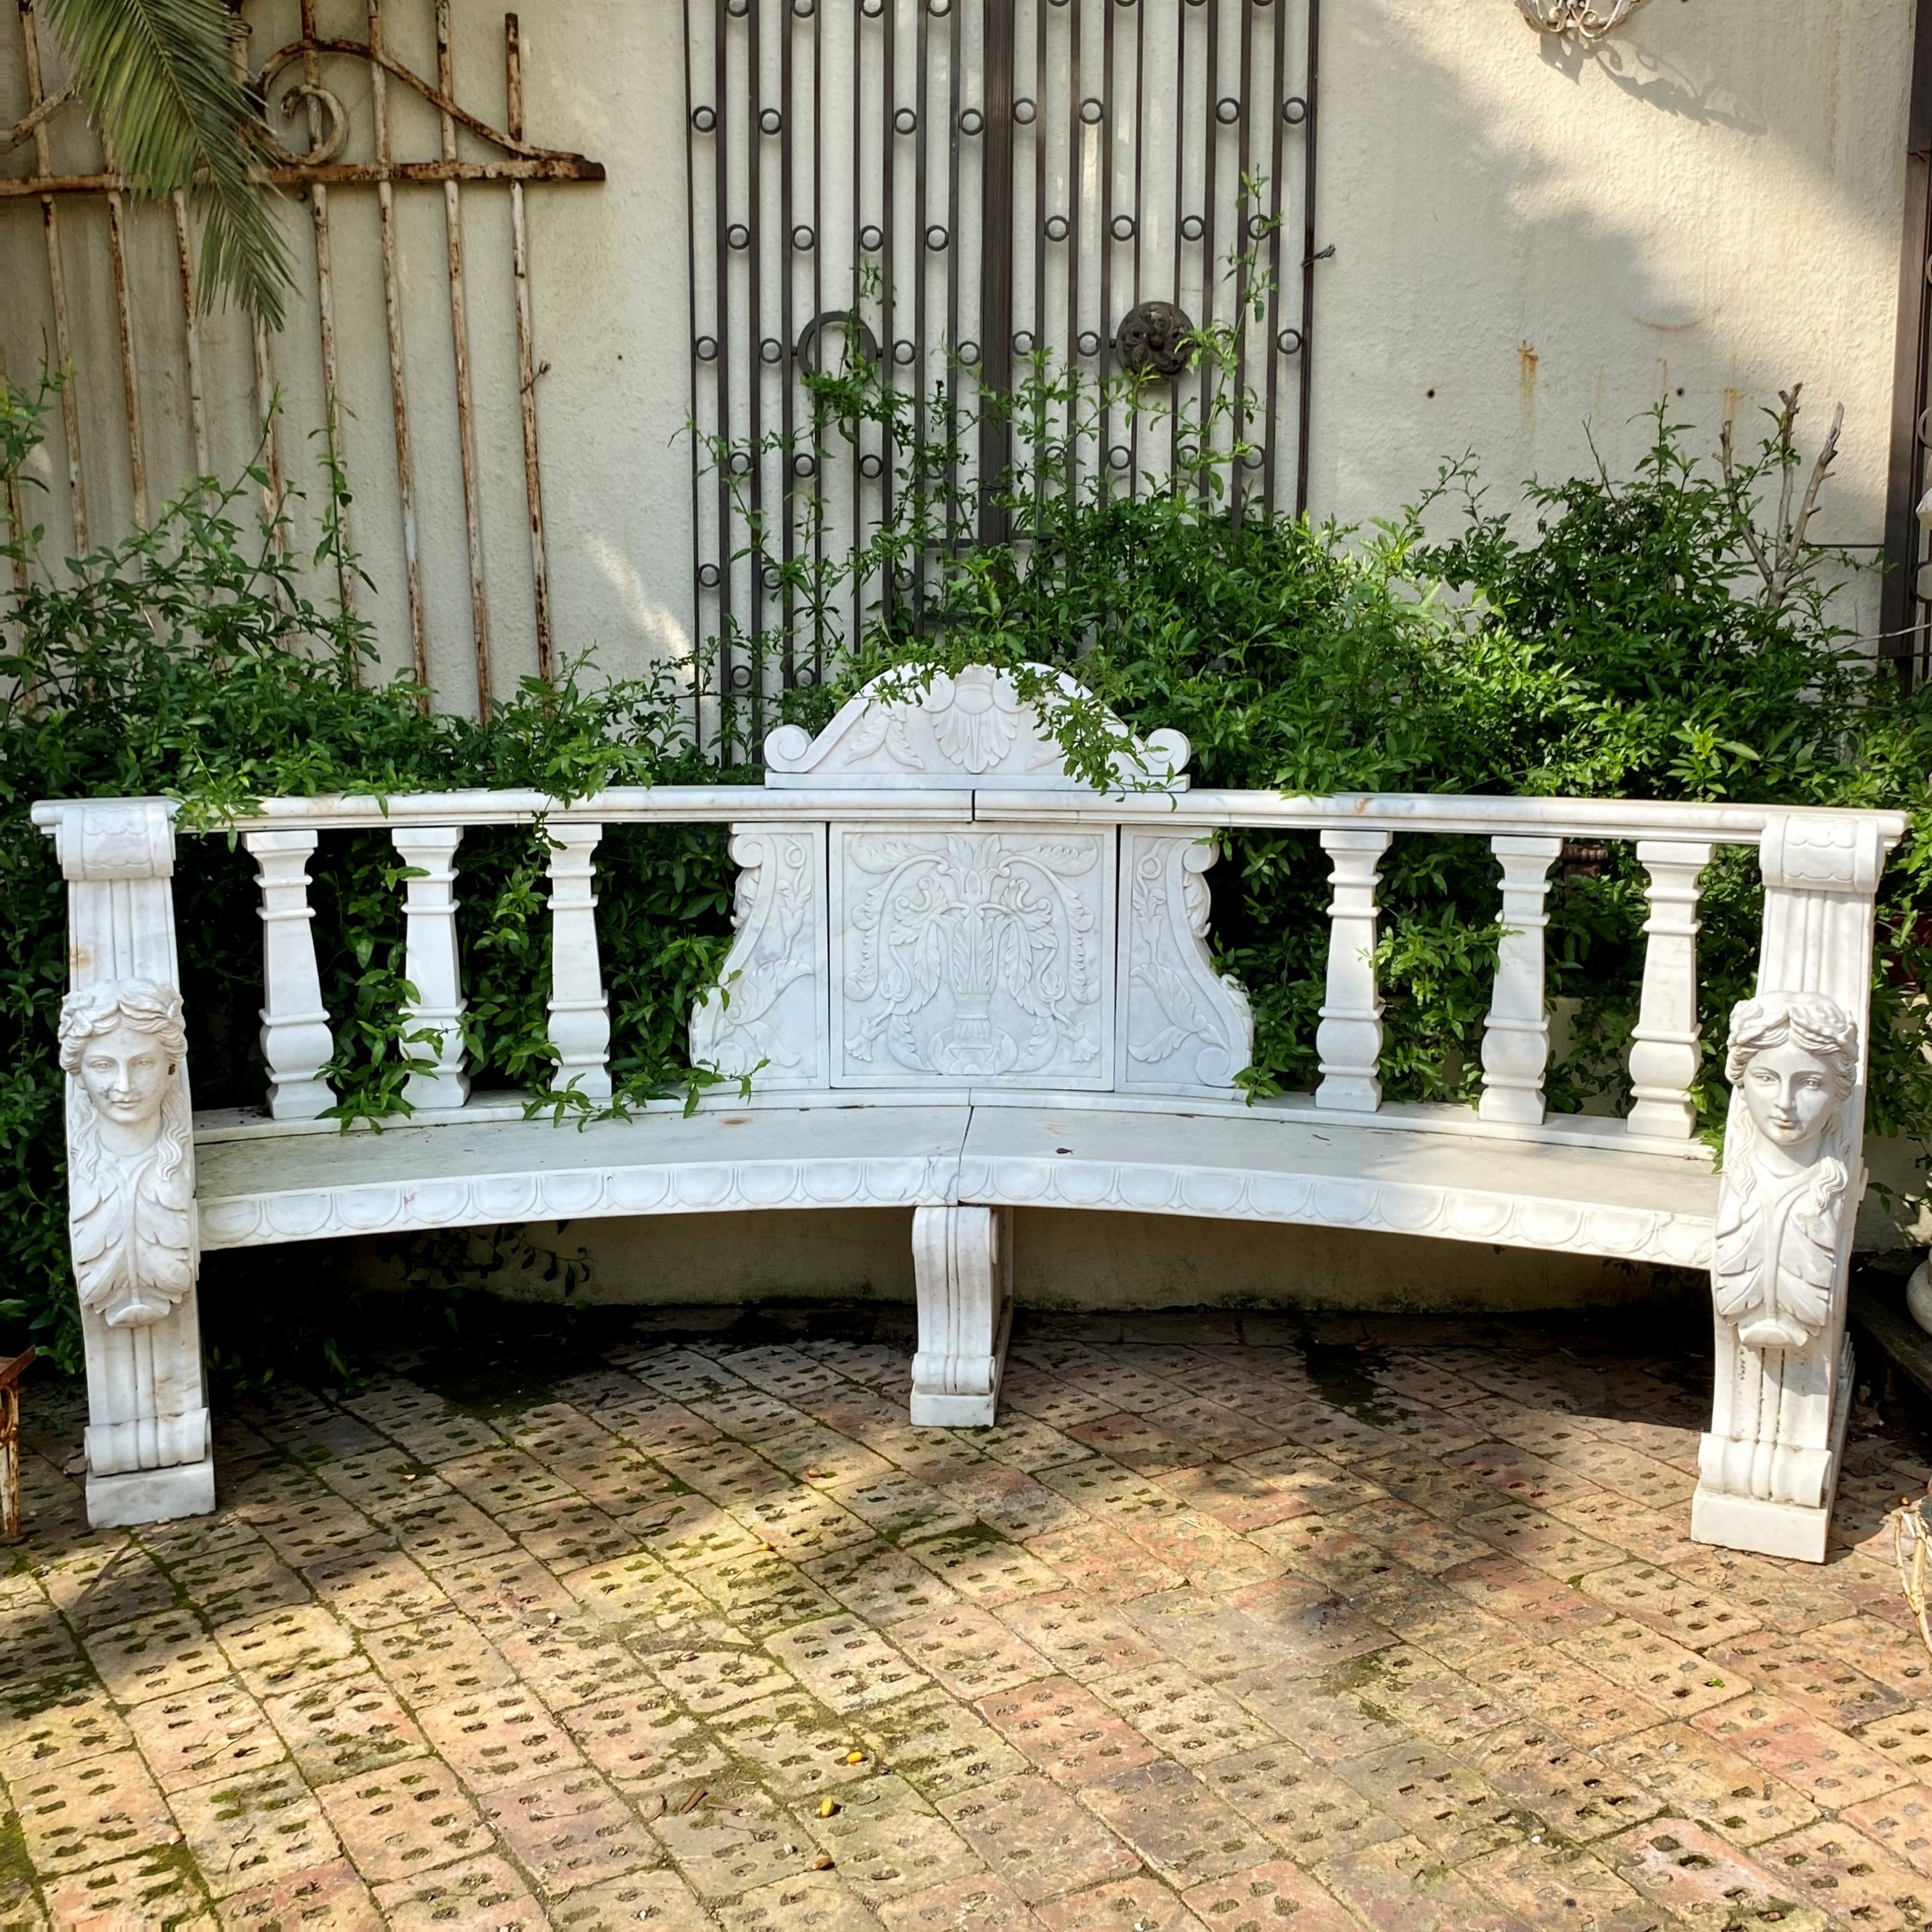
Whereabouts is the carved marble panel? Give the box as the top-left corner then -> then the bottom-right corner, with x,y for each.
831,824 -> 1116,1089
690,825 -> 830,1089
1117,831 -> 1253,1094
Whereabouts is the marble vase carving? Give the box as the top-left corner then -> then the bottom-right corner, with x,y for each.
36,798 -> 214,1528
835,828 -> 1112,1087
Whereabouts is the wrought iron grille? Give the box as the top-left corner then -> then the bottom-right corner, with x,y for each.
1,0 -> 602,718
683,0 -> 1321,753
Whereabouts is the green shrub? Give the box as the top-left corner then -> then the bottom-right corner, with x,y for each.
0,381 -> 738,1369
714,364 -> 1932,1147
6,355 -> 1931,1377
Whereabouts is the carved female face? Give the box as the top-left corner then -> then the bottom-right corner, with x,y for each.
1739,1040 -> 1841,1155
76,1023 -> 174,1134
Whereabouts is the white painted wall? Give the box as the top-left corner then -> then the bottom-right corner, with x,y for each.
1315,0 -> 1910,642
2,0 -> 1912,692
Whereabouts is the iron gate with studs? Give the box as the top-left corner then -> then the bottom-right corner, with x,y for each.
683,0 -> 1321,755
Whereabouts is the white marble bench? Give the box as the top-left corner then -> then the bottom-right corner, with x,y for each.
34,664 -> 1906,1563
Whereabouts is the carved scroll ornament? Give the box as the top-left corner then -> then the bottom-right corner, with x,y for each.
1515,0 -> 1651,39
1711,993 -> 1859,1353
59,978 -> 197,1330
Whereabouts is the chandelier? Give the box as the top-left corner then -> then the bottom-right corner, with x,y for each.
1515,0 -> 1651,38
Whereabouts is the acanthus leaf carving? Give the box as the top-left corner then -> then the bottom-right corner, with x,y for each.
59,976 -> 198,1330
690,826 -> 828,1087
1120,832 -> 1253,1092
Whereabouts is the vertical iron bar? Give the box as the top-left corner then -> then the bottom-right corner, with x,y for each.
1198,0 -> 1219,501
100,145 -> 148,526
170,192 -> 210,480
1064,0 -> 1082,506
1030,0 -> 1047,504
944,0 -> 962,563
369,0 -> 429,693
1295,0 -> 1318,519
979,0 -> 1016,542
1263,0 -> 1286,517
881,0 -> 898,627
810,0 -> 824,685
683,0 -> 707,748
301,1 -> 355,622
1168,0 -> 1185,483
506,15 -> 553,682
712,0 -> 736,752
780,0 -> 797,689
438,0 -> 493,718
1099,0 -> 1116,500
1128,0 -> 1145,489
849,0 -> 865,658
1884,0 -> 1932,683
913,0 -> 930,625
18,1 -> 87,553
1231,0 -> 1253,512
747,0 -> 765,742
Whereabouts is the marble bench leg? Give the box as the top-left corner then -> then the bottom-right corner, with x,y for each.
909,1205 -> 1013,1427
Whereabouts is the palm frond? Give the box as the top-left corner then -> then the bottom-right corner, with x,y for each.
41,0 -> 290,326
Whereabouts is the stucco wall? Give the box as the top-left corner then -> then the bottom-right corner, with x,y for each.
1,0 -> 1913,687
1318,0 -> 1910,638
6,2 -> 1919,1311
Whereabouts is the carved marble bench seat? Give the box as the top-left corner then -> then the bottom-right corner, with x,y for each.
33,663 -> 1908,1566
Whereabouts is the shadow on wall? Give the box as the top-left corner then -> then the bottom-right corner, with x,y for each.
1319,0 -> 1907,587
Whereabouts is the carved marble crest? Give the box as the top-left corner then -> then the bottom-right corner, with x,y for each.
763,663 -> 1191,791
1711,993 -> 1859,1353
58,976 -> 198,1330
833,828 -> 1113,1087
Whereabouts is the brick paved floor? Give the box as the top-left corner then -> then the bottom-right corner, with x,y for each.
5,1305 -> 1932,1931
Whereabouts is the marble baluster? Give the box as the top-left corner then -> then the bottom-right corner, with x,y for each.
393,826 -> 469,1109
244,828 -> 336,1120
1478,835 -> 1562,1125
1315,829 -> 1391,1111
547,823 -> 611,1101
1627,840 -> 1714,1140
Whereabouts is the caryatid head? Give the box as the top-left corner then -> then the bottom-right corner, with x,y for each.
1725,993 -> 1859,1164
59,979 -> 188,1146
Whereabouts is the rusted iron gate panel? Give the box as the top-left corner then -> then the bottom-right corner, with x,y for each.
0,0 -> 602,718
1884,0 -> 1932,685
0,1348 -> 32,1543
684,0 -> 1321,759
